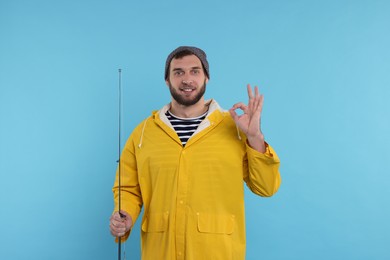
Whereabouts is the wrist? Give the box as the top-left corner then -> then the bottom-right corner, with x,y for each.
247,132 -> 265,153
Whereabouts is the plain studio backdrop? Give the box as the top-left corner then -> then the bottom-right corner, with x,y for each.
0,0 -> 389,259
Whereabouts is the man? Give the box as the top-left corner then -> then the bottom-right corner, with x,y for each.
110,46 -> 281,259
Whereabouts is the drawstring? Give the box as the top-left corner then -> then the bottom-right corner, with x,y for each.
138,119 -> 148,148
236,125 -> 242,140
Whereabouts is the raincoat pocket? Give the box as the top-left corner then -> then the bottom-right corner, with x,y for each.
141,212 -> 169,233
197,213 -> 235,235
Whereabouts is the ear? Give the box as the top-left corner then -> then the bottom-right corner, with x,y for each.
205,78 -> 209,84
165,80 -> 170,87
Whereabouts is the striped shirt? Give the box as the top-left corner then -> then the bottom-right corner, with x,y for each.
165,110 -> 207,146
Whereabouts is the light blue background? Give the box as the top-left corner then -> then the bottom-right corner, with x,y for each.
1,0 -> 389,259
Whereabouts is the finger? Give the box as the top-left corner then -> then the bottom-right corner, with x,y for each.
110,214 -> 126,228
119,210 -> 130,218
229,108 -> 238,121
110,223 -> 119,237
251,95 -> 263,120
257,94 -> 264,112
118,210 -> 134,232
110,221 -> 126,237
253,92 -> 262,109
110,212 -> 129,237
231,102 -> 249,113
111,223 -> 126,233
111,211 -> 126,221
249,86 -> 260,110
254,85 -> 259,97
250,95 -> 262,114
111,211 -> 120,219
111,228 -> 126,237
231,102 -> 246,110
247,84 -> 253,99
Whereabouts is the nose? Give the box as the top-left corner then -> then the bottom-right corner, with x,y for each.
182,80 -> 193,85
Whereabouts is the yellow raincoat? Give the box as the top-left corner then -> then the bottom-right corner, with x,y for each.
113,100 -> 281,260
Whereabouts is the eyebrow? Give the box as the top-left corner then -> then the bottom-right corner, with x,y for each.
172,66 -> 202,71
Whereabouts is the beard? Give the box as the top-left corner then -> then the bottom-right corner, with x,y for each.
168,80 -> 207,106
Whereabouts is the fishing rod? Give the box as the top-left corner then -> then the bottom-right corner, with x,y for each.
117,68 -> 125,260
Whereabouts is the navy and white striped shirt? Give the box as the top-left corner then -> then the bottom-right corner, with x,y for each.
165,110 -> 207,146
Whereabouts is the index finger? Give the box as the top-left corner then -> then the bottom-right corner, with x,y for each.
111,212 -> 124,221
247,84 -> 253,99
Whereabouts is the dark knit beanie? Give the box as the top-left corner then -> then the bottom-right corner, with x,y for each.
165,46 -> 210,80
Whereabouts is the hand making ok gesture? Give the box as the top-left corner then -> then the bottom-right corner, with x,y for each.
229,84 -> 266,153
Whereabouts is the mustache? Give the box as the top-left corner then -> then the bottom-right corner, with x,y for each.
180,83 -> 195,88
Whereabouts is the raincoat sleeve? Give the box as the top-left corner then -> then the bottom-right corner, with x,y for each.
112,133 -> 143,242
243,141 -> 281,197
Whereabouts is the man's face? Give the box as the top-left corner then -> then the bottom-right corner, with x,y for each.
166,55 -> 209,106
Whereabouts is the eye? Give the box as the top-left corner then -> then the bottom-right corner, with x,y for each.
174,70 -> 184,76
191,69 -> 200,75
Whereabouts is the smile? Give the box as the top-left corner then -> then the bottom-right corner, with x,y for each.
180,87 -> 195,92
